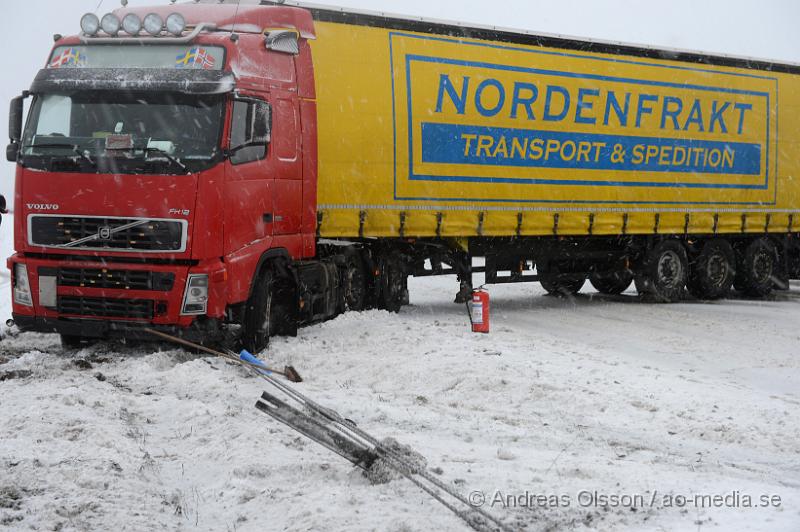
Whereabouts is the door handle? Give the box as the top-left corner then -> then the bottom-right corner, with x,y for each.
263,213 -> 273,223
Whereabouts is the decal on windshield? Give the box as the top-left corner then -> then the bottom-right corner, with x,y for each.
175,47 -> 217,70
50,48 -> 86,68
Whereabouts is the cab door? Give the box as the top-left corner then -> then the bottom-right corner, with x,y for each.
223,96 -> 273,257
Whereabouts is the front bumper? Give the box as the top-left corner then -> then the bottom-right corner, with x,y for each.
12,314 -> 223,343
7,254 -> 227,341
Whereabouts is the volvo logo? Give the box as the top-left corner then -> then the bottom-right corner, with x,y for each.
98,225 -> 112,240
27,203 -> 60,211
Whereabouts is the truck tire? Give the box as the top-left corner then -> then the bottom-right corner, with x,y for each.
687,239 -> 736,300
242,270 -> 274,353
589,270 -> 633,295
735,238 -> 777,298
634,240 -> 688,303
343,253 -> 368,311
377,254 -> 406,313
539,275 -> 586,296
271,278 -> 298,337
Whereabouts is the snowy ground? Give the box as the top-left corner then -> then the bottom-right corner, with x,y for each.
0,252 -> 799,530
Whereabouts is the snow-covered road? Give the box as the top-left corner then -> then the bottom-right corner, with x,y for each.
1,275 -> 798,531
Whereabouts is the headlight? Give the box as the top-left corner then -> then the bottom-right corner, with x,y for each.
80,13 -> 100,36
101,13 -> 121,35
13,264 -> 33,307
181,274 -> 208,315
166,13 -> 186,36
143,13 -> 163,36
122,13 -> 142,35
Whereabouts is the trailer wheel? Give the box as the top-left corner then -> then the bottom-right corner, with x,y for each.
735,238 -> 777,298
343,253 -> 368,311
377,255 -> 407,313
634,240 -> 688,302
539,275 -> 586,297
687,239 -> 736,300
589,270 -> 633,295
241,270 -> 274,353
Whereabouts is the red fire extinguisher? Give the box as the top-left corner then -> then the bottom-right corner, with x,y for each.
470,288 -> 490,334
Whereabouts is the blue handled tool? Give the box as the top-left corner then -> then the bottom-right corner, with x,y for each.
238,350 -> 302,382
240,349 -> 272,374
238,349 -> 302,382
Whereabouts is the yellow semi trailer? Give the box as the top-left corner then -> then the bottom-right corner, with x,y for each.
9,0 -> 799,349
292,1 -> 800,303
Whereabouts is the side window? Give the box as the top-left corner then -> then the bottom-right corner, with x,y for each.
230,100 -> 268,165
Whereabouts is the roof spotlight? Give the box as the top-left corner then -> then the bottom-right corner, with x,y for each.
80,13 -> 100,36
122,13 -> 142,35
101,14 -> 121,35
143,13 -> 164,35
165,13 -> 186,36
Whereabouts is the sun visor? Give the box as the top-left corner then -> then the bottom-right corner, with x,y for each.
30,68 -> 235,95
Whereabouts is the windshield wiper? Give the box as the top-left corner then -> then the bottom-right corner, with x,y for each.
144,147 -> 189,174
24,143 -> 96,167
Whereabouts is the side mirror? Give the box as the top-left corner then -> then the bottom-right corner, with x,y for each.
8,91 -> 29,143
6,142 -> 19,163
7,91 -> 29,162
0,194 -> 6,214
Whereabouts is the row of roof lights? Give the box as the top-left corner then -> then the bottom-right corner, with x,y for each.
80,12 -> 187,37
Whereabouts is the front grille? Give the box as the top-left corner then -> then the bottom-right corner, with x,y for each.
56,268 -> 175,291
29,216 -> 186,252
58,296 -> 154,319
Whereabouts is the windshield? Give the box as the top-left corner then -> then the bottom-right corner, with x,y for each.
21,91 -> 225,174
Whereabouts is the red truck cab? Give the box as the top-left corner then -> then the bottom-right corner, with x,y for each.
6,4 -> 324,349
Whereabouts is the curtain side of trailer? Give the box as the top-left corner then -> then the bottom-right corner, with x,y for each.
311,20 -> 799,238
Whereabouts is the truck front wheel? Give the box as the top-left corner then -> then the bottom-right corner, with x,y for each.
634,240 -> 688,303
242,270 -> 274,353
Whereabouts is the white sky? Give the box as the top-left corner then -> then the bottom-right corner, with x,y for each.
0,0 -> 798,203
